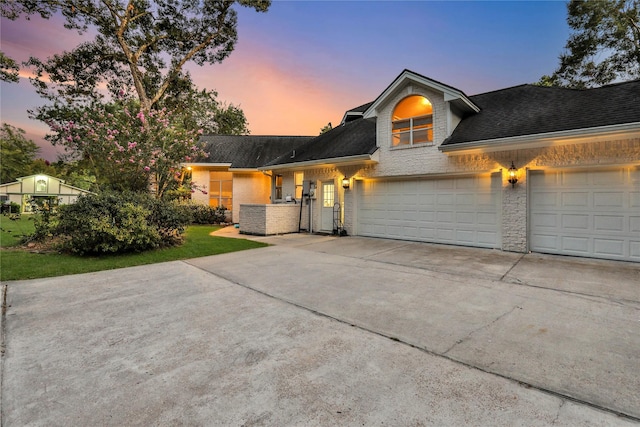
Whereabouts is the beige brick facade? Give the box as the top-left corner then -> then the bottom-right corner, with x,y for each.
189,167 -> 271,223
196,73 -> 640,258
239,203 -> 306,235
273,81 -> 639,254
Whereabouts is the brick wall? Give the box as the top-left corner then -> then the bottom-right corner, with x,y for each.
239,203 -> 303,235
231,172 -> 271,223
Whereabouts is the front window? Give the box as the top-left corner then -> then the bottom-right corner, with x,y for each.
392,95 -> 433,147
209,171 -> 232,209
274,175 -> 283,200
323,182 -> 335,208
36,177 -> 48,192
294,172 -> 304,199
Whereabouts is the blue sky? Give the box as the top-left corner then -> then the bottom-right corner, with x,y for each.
0,1 -> 570,161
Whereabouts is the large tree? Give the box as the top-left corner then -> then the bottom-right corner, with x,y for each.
1,0 -> 269,112
0,123 -> 40,183
539,0 -> 640,88
0,51 -> 19,83
45,100 -> 207,198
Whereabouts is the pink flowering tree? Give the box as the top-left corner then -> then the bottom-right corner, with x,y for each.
46,102 -> 207,199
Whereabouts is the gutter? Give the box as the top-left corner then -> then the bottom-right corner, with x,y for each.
439,122 -> 640,154
181,162 -> 232,167
260,152 -> 378,171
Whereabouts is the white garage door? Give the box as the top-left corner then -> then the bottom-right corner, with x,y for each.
356,174 -> 501,248
530,167 -> 640,262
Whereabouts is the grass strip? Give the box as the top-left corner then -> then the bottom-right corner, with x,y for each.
0,220 -> 266,281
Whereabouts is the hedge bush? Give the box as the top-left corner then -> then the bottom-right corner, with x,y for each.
1,202 -> 21,214
54,192 -> 190,255
186,204 -> 228,224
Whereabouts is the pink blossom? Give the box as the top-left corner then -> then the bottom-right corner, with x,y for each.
144,166 -> 150,172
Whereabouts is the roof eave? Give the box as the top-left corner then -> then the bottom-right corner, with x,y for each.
182,162 -> 233,168
228,168 -> 261,172
340,111 -> 363,125
439,122 -> 640,154
260,153 -> 379,171
363,70 -> 479,119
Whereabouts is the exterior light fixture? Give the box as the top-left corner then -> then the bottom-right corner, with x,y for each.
508,161 -> 518,188
342,177 -> 350,189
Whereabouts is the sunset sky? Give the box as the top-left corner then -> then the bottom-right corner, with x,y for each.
1,1 -> 570,161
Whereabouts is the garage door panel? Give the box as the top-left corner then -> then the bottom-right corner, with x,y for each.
562,236 -> 590,253
594,215 -> 624,232
456,230 -> 475,244
530,168 -> 639,262
437,194 -> 454,205
437,228 -> 455,241
594,192 -> 623,208
532,191 -> 557,206
562,171 -> 590,186
561,192 -> 589,207
357,175 -> 500,248
478,231 -> 499,245
534,234 -> 558,251
594,239 -> 625,257
456,212 -> 475,224
631,242 -> 640,260
418,227 -> 435,239
455,193 -> 475,205
437,211 -> 454,223
532,213 -> 557,228
436,180 -> 454,190
562,214 -> 589,230
592,169 -> 625,185
478,212 -> 498,226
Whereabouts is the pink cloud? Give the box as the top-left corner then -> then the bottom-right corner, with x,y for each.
187,37 -> 373,136
1,14 -> 86,63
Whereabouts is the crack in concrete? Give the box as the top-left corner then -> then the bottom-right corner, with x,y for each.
182,260 -> 640,423
503,279 -> 640,310
499,253 -> 526,282
552,399 -> 566,425
442,304 -> 522,356
359,243 -> 413,260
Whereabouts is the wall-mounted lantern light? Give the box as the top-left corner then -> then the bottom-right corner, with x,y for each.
342,177 -> 350,189
508,161 -> 518,188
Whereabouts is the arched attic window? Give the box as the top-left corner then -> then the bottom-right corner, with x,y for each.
392,95 -> 433,147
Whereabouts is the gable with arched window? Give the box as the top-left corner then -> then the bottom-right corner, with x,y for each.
392,95 -> 433,147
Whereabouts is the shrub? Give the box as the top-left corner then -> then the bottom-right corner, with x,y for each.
186,204 -> 228,224
53,192 -> 190,255
1,201 -> 21,214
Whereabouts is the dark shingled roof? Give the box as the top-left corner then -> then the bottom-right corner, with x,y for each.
198,135 -> 313,168
443,79 -> 640,146
346,102 -> 373,115
266,118 -> 378,167
342,102 -> 374,123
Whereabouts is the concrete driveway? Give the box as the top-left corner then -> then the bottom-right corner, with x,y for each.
2,229 -> 639,426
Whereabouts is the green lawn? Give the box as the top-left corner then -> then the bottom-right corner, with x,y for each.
0,216 -> 267,281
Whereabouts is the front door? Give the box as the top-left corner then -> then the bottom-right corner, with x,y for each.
321,181 -> 335,231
